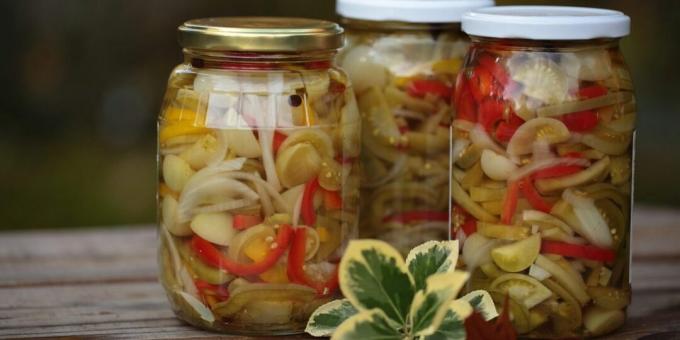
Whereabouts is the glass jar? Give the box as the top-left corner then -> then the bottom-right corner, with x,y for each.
337,0 -> 493,254
453,7 -> 634,338
157,17 -> 360,335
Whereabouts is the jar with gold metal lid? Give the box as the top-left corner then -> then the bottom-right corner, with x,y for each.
157,17 -> 360,335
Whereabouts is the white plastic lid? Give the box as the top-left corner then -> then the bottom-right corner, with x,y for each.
462,6 -> 630,40
336,0 -> 495,24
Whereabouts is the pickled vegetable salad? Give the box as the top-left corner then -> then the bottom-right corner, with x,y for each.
341,30 -> 468,254
158,66 -> 360,331
452,46 -> 633,336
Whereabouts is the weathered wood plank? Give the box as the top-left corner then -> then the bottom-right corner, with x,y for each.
0,205 -> 679,338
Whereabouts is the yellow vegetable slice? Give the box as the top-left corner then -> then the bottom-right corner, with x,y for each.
587,286 -> 631,310
491,234 -> 541,272
542,278 -> 582,334
538,92 -> 632,118
535,255 -> 590,306
490,273 -> 553,309
190,212 -> 236,247
213,283 -> 316,318
278,129 -> 335,159
227,224 -> 275,262
162,196 -> 192,236
275,143 -> 322,188
451,180 -> 498,223
583,306 -> 625,336
581,126 -> 633,156
460,162 -> 484,190
455,144 -> 482,170
477,223 -> 530,241
535,156 -> 610,193
179,134 -> 218,170
432,58 -> 463,75
163,154 -> 195,192
480,262 -> 505,279
470,186 -> 507,203
223,129 -> 262,158
359,86 -> 403,146
159,124 -> 210,144
481,201 -> 503,216
507,118 -> 570,156
404,128 -> 449,155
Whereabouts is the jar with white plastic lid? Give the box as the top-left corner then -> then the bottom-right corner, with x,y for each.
157,17 -> 361,335
336,0 -> 494,255
454,6 -> 634,338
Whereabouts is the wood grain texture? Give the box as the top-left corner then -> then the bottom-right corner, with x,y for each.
0,205 -> 679,339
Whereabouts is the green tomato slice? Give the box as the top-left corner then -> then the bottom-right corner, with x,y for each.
491,234 -> 541,272
490,273 -> 553,309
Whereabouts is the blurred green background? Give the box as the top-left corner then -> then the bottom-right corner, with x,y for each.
1,1 -> 678,229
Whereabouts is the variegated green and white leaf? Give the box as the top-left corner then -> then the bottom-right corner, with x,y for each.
306,299 -> 358,337
339,240 -> 415,324
406,240 -> 460,291
419,300 -> 472,340
459,290 -> 499,321
410,271 -> 469,337
331,309 -> 402,340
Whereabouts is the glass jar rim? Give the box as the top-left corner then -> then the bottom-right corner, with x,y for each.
178,17 -> 344,52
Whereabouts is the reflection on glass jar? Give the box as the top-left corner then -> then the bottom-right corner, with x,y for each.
157,17 -> 359,335
454,7 -> 634,338
337,0 -> 493,255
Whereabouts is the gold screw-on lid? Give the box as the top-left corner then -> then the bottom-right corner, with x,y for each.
178,17 -> 344,52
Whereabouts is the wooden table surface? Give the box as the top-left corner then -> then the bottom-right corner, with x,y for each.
1,206 -> 679,339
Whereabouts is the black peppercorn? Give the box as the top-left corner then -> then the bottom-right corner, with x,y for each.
288,94 -> 303,107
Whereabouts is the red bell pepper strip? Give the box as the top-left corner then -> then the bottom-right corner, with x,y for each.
541,241 -> 616,262
533,165 -> 584,180
191,225 -> 293,276
287,227 -> 340,295
194,279 -> 230,300
519,178 -> 553,213
272,131 -> 287,153
468,67 -> 494,103
456,88 -> 478,122
560,110 -> 598,132
454,71 -> 466,108
301,178 -> 320,226
495,121 -> 519,142
501,181 -> 520,225
407,79 -> 452,99
478,54 -> 510,86
322,189 -> 343,211
452,205 -> 476,237
478,99 -> 505,134
578,85 -> 608,99
382,210 -> 449,224
493,111 -> 523,142
233,214 -> 263,231
461,218 -> 477,236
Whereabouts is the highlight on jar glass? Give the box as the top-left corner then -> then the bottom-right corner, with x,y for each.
157,17 -> 360,335
336,0 -> 494,254
452,7 -> 634,338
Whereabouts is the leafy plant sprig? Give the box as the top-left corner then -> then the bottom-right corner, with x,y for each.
305,240 -> 499,339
